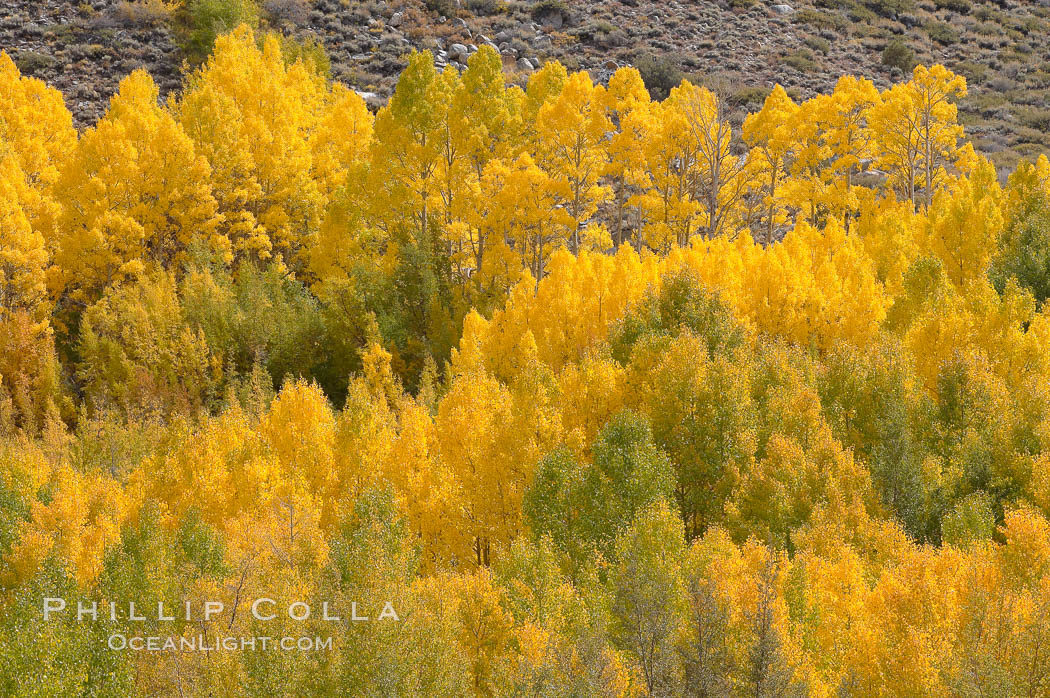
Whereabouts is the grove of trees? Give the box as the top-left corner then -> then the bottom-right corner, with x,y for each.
3,24 -> 1050,696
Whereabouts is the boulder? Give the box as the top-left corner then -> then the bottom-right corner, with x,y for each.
449,43 -> 469,62
536,10 -> 564,30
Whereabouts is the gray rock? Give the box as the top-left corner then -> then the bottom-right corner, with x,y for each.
536,10 -> 563,30
449,43 -> 469,62
518,57 -> 535,72
389,11 -> 403,27
354,91 -> 384,109
771,4 -> 794,14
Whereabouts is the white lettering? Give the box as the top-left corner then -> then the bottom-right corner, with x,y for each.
288,601 -> 310,621
77,601 -> 97,621
43,598 -> 66,621
378,602 -> 399,621
252,598 -> 276,621
203,601 -> 224,621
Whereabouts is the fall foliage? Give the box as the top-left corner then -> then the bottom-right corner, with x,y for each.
3,24 -> 1050,697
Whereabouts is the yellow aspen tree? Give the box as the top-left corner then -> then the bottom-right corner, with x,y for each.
418,570 -> 514,693
868,65 -> 969,210
370,51 -> 448,243
432,66 -> 469,257
602,67 -> 652,247
178,26 -> 336,269
867,82 -> 921,206
445,46 -> 524,281
742,85 -> 800,244
783,78 -> 881,233
781,95 -> 828,227
0,154 -> 48,322
382,396 -> 471,569
522,60 -> 568,140
674,220 -> 886,350
0,50 -> 76,225
0,168 -> 62,433
1001,153 -> 1050,221
466,246 -> 658,380
853,195 -> 923,294
820,76 -> 880,230
4,464 -> 132,585
637,97 -> 699,252
477,153 -> 563,283
435,368 -> 536,566
257,380 -> 340,529
673,81 -> 751,240
911,65 -> 970,211
533,71 -> 613,253
302,84 -> 375,282
309,83 -> 374,196
53,70 -> 221,305
556,354 -> 626,456
925,158 -> 1003,287
0,59 -> 72,429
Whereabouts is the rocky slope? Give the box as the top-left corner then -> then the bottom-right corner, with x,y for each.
3,0 -> 1050,173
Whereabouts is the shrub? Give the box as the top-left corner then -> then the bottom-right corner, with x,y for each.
635,53 -> 681,100
423,0 -> 457,16
276,33 -> 331,77
783,49 -> 819,73
933,0 -> 971,13
730,85 -> 771,111
114,0 -> 171,27
974,6 -> 997,21
1018,16 -> 1043,37
573,20 -> 625,48
531,0 -> 569,22
863,0 -> 915,17
792,9 -> 849,32
261,0 -> 308,25
882,38 -> 916,72
11,51 -> 56,77
465,0 -> 506,15
804,35 -> 831,54
926,21 -> 958,45
183,0 -> 259,62
953,60 -> 988,85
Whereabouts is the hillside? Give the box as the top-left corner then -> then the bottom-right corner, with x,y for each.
4,0 -> 1050,174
